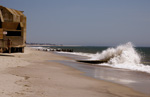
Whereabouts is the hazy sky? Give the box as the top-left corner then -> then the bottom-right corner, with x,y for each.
1,0 -> 150,46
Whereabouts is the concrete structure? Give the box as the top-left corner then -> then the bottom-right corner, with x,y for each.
0,5 -> 26,53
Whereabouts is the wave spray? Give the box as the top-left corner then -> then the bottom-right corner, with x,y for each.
90,42 -> 141,65
56,42 -> 150,73
89,42 -> 150,73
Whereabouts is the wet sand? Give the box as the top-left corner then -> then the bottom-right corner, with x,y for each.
57,59 -> 150,95
0,47 -> 149,97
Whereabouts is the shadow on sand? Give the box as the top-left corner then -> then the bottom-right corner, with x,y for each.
0,54 -> 14,57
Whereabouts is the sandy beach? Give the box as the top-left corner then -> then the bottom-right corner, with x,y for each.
0,47 -> 149,97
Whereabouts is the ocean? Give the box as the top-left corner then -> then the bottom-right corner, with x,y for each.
38,42 -> 150,73
32,42 -> 150,94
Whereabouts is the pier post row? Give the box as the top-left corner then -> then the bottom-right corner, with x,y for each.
0,5 -> 26,53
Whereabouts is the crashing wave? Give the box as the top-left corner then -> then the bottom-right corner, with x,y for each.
90,42 -> 141,65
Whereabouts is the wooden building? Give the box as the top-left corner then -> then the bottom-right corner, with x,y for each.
0,5 -> 26,53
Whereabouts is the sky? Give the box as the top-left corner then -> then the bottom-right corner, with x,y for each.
0,0 -> 150,46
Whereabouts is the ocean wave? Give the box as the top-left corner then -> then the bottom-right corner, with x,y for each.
58,51 -> 93,58
31,43 -> 150,73
59,42 -> 150,73
99,63 -> 150,73
89,42 -> 141,64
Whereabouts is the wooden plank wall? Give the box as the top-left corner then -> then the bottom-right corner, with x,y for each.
0,28 -> 3,39
0,10 -> 4,22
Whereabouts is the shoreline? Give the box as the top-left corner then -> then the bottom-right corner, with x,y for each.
56,58 -> 150,95
0,47 -> 149,97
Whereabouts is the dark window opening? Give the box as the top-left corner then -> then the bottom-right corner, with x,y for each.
17,23 -> 21,30
6,31 -> 21,36
0,23 -> 2,28
0,21 -> 2,28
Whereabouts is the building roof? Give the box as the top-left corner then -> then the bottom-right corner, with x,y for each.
0,5 -> 25,17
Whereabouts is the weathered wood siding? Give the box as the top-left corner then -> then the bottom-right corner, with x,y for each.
0,5 -> 26,52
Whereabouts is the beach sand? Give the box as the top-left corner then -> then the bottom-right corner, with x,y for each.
0,47 -> 149,97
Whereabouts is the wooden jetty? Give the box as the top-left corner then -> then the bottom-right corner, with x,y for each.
77,60 -> 108,64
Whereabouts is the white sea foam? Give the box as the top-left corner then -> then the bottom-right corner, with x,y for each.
89,42 -> 141,64
90,42 -> 150,73
31,47 -> 51,51
58,51 -> 93,58
31,43 -> 150,73
59,42 -> 150,73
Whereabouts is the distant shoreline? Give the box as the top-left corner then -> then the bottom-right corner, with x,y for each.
26,44 -> 82,47
26,44 -> 150,48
